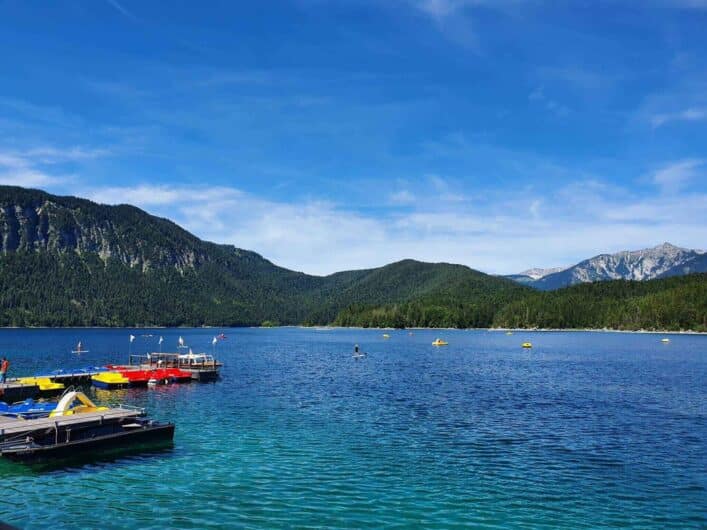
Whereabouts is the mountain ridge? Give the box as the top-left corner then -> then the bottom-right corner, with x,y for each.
0,186 -> 703,331
508,242 -> 705,290
0,186 -> 527,327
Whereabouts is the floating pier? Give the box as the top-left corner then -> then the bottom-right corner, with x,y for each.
0,382 -> 43,403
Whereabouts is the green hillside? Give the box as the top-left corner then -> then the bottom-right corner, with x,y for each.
0,186 -> 704,330
492,273 -> 707,332
0,186 -> 525,327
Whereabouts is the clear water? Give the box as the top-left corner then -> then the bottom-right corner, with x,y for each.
0,328 -> 705,529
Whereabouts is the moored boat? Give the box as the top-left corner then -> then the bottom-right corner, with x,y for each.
92,371 -> 130,390
0,399 -> 57,419
16,377 -> 65,395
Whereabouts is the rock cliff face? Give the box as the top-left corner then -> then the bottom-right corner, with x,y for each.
0,187 -> 255,272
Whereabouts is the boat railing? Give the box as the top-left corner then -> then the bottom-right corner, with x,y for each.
139,352 -> 220,370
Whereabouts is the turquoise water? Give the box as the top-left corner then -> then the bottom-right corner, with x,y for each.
0,328 -> 705,529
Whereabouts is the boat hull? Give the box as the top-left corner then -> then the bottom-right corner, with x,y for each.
91,380 -> 130,390
0,422 -> 175,463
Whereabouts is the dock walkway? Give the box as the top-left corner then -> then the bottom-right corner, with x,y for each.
0,408 -> 143,437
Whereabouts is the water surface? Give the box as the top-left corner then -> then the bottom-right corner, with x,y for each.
0,328 -> 705,529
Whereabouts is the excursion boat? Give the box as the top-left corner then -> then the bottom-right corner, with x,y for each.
432,338 -> 448,346
160,368 -> 193,383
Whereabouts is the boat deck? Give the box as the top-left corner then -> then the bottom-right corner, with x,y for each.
0,408 -> 143,437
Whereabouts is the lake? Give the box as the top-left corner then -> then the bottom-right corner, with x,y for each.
0,328 -> 705,529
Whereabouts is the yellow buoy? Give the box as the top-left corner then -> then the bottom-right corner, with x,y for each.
522,342 -> 532,348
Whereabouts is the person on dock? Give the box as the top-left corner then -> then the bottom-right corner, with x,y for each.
0,357 -> 9,383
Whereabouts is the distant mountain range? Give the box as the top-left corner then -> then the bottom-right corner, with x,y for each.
0,185 -> 703,330
506,243 -> 707,290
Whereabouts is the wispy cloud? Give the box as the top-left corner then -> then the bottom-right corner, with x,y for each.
105,0 -> 137,20
651,107 -> 707,127
76,173 -> 707,276
389,189 -> 416,205
410,0 -> 482,50
652,159 -> 704,193
528,87 -> 570,117
0,145 -> 108,189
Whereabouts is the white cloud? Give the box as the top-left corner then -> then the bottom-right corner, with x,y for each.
390,189 -> 416,205
0,145 -> 108,189
0,168 -> 61,187
652,159 -> 704,193
79,176 -> 707,276
651,107 -> 707,127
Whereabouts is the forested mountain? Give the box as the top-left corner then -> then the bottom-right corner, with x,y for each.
0,186 -> 704,331
0,186 -> 525,327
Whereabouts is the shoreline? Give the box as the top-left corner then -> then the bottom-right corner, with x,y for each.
2,325 -> 704,335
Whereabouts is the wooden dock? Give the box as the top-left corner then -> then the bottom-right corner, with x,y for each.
0,408 -> 144,438
0,383 -> 41,403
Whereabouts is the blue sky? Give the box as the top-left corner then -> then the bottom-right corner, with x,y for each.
0,0 -> 705,275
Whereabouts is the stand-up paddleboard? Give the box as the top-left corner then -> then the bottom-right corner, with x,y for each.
71,341 -> 90,354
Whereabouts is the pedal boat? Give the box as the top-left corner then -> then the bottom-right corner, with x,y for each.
432,338 -> 448,346
0,399 -> 58,419
92,371 -> 130,390
17,377 -> 65,393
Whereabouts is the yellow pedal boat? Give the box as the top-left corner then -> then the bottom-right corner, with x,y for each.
91,371 -> 130,390
17,377 -> 65,392
432,339 -> 448,346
